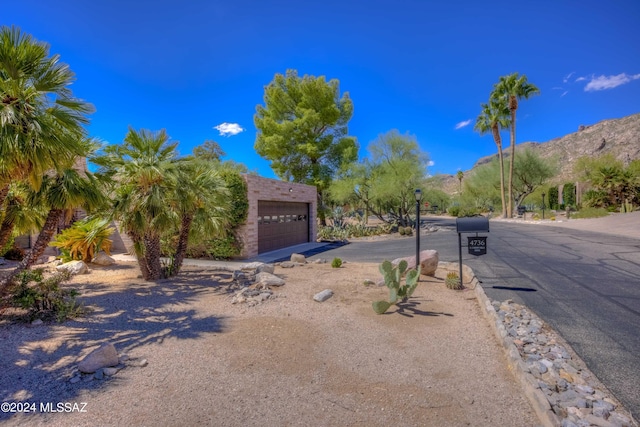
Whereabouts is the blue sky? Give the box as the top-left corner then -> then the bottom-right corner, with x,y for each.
4,0 -> 640,178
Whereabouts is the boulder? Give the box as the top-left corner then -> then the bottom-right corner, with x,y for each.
56,260 -> 88,275
391,250 -> 439,276
255,272 -> 285,287
240,262 -> 274,274
279,262 -> 296,268
92,252 -> 115,266
78,342 -> 119,374
290,253 -> 306,264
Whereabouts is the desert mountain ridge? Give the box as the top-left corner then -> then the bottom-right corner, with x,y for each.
438,112 -> 640,194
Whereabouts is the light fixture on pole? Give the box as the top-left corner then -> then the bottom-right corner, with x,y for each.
414,189 -> 422,274
541,193 -> 546,220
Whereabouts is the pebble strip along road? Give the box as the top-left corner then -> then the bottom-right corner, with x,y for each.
472,273 -> 637,427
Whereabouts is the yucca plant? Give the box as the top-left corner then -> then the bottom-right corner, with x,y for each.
50,217 -> 114,263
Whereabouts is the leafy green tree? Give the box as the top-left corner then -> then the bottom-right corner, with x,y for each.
0,26 -> 93,208
462,149 -> 554,211
511,149 -> 557,207
492,73 -> 540,217
333,130 -> 429,226
254,69 -> 358,225
192,140 -> 225,162
474,97 -> 510,217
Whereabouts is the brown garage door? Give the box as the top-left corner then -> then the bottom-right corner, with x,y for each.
258,201 -> 310,253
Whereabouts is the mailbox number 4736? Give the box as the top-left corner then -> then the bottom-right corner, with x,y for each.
469,239 -> 486,246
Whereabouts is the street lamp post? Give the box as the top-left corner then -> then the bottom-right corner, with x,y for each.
414,189 -> 422,274
541,193 -> 546,220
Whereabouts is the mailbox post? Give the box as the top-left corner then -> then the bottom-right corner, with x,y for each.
456,217 -> 490,286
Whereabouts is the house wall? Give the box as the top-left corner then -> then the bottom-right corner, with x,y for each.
238,175 -> 317,259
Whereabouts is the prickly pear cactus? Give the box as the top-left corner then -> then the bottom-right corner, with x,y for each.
372,260 -> 420,314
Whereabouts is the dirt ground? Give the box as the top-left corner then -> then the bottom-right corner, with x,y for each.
0,260 -> 540,426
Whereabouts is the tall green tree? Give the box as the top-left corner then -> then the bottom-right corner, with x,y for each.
492,73 -> 540,217
332,130 -> 429,226
254,69 -> 358,225
0,26 -> 93,208
93,128 -> 179,280
456,170 -> 464,192
474,97 -> 510,217
171,158 -> 230,273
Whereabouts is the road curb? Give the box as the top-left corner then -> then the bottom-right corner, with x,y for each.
469,268 -> 562,427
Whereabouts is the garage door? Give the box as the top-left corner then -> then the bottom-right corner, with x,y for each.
258,201 -> 310,253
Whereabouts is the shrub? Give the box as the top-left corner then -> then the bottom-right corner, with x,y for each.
206,235 -> 241,260
404,226 -> 413,236
571,207 -> 609,219
331,257 -> 342,268
50,217 -> 114,263
398,227 -> 406,236
447,206 -> 461,217
9,269 -> 84,322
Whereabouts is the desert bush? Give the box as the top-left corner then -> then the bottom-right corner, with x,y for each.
331,257 -> 342,268
447,206 -> 461,217
404,226 -> 413,236
571,207 -> 609,219
9,269 -> 84,322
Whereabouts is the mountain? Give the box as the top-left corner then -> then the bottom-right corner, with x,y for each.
439,112 -> 640,193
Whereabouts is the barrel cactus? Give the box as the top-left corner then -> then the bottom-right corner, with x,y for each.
372,260 -> 420,314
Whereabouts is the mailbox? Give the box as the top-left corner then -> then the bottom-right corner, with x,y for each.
455,216 -> 490,283
456,216 -> 490,233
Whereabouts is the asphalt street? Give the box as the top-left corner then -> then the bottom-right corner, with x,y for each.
307,216 -> 640,421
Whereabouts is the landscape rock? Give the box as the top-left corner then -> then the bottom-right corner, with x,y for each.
391,249 -> 439,276
56,260 -> 88,275
92,252 -> 115,266
313,289 -> 334,302
313,258 -> 327,264
241,261 -> 275,273
255,272 -> 285,287
494,299 -> 636,427
78,342 -> 119,374
279,261 -> 296,268
31,319 -> 43,326
290,253 -> 306,264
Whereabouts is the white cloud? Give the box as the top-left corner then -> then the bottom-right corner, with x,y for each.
561,91 -> 569,97
427,160 -> 435,167
563,72 -> 575,83
214,122 -> 245,136
454,119 -> 472,130
575,76 -> 587,82
584,73 -> 640,91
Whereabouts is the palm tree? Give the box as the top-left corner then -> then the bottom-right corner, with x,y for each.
456,170 -> 464,193
170,158 -> 230,275
93,128 -> 178,280
0,168 -> 105,288
474,98 -> 511,217
0,182 -> 47,250
0,26 -> 93,209
492,73 -> 540,217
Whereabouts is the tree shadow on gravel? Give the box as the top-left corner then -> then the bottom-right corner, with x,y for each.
0,265 -> 234,423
